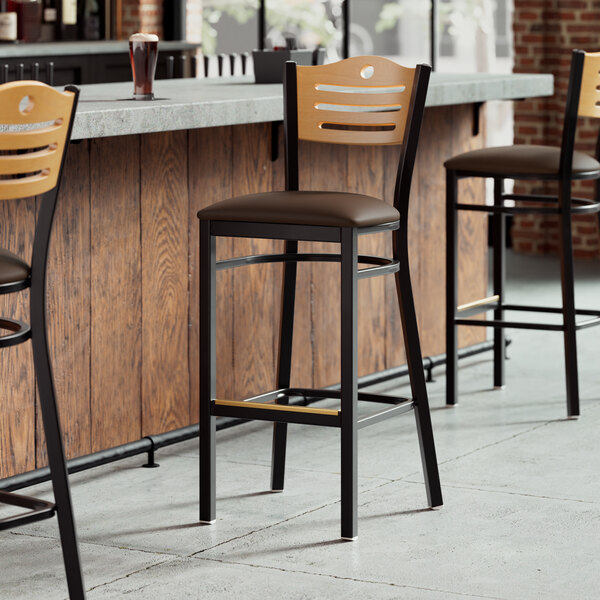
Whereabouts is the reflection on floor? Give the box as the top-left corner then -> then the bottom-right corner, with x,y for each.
2,250 -> 600,599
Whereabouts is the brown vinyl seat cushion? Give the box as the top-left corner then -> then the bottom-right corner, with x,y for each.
0,248 -> 29,286
444,144 -> 600,178
197,191 -> 399,228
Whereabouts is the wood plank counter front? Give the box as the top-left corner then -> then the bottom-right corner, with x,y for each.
0,74 -> 553,478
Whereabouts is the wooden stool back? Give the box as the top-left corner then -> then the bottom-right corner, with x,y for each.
0,81 -> 76,200
295,55 -> 417,146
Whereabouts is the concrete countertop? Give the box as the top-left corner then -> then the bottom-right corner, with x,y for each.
0,40 -> 200,58
70,72 -> 554,140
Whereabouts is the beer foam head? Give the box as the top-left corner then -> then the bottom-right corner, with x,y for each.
129,32 -> 158,42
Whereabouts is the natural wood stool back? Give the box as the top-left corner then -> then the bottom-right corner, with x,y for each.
295,55 -> 416,146
0,81 -> 75,200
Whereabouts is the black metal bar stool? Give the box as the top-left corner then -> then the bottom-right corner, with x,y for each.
445,49 -> 600,418
197,56 -> 443,540
0,81 -> 84,598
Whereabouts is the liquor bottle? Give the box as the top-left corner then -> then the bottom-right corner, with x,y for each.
79,0 -> 102,40
39,0 -> 57,40
0,1 -> 17,42
59,0 -> 76,39
10,0 -> 42,42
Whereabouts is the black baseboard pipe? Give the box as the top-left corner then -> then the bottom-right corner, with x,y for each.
0,339 -> 507,492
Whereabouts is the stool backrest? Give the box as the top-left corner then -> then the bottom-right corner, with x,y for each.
577,52 -> 600,119
283,56 -> 431,216
0,81 -> 78,201
295,56 -> 416,146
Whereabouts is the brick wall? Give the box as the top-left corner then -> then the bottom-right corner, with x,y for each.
512,0 -> 600,259
121,0 -> 163,39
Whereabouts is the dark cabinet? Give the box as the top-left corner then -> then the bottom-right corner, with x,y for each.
0,43 -> 197,85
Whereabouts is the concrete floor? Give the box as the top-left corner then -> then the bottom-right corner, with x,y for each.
2,250 -> 600,599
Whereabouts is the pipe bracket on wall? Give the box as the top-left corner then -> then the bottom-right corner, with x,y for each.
473,101 -> 484,136
271,121 -> 282,162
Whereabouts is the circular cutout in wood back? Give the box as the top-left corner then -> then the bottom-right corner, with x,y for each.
19,95 -> 34,114
360,65 -> 374,79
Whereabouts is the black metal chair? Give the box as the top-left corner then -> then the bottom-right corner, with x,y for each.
0,81 -> 84,598
445,49 -> 600,418
197,56 -> 443,540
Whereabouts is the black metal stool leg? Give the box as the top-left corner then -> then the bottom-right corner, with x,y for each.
445,169 -> 459,405
493,178 -> 506,389
340,228 -> 358,540
271,240 -> 299,492
30,282 -> 85,599
394,231 -> 443,510
558,203 -> 580,418
199,221 -> 217,522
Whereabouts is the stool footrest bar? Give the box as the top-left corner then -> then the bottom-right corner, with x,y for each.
216,253 -> 398,279
455,318 -> 563,331
457,295 -> 499,318
242,389 -> 288,403
0,490 -> 56,530
0,317 -> 31,348
212,399 -> 341,427
502,303 -> 600,317
282,387 -> 408,404
358,400 -> 414,429
576,316 -> 600,330
456,195 -> 600,216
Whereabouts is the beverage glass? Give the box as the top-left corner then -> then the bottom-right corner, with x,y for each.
129,33 -> 159,100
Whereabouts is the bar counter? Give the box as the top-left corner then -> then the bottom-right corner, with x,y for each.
0,73 -> 553,479
69,73 -> 553,139
0,40 -> 200,59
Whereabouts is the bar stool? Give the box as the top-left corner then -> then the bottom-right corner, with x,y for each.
445,49 -> 600,417
0,82 -> 84,598
197,56 -> 443,540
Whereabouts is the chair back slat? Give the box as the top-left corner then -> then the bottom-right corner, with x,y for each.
577,52 -> 600,118
0,124 -> 63,150
296,56 -> 416,146
0,81 -> 75,200
0,147 -> 59,175
0,173 -> 59,198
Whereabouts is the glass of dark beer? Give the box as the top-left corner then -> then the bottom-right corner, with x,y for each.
129,33 -> 159,100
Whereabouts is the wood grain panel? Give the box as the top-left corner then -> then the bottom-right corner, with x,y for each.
0,197 -> 36,478
188,126 -> 234,419
348,145 -> 387,377
0,109 -> 491,478
90,135 -> 142,451
299,140 -> 348,389
141,131 -> 190,435
268,124 -> 313,389
232,123 -> 281,400
38,141 -> 92,467
382,144 -> 408,370
452,104 -> 488,348
414,106 -> 453,357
